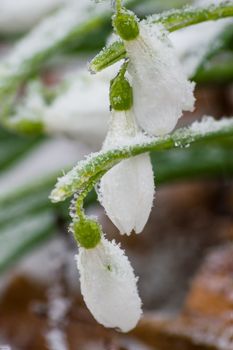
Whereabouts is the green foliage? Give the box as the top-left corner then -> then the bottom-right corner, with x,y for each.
50,118 -> 233,204
0,0 -> 233,274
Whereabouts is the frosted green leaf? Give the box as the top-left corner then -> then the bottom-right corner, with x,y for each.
50,116 -> 233,203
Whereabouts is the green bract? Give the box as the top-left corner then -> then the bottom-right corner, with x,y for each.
7,118 -> 44,135
113,8 -> 139,41
73,218 -> 102,249
110,66 -> 133,111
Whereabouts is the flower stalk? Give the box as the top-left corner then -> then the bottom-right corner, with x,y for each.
50,117 -> 233,204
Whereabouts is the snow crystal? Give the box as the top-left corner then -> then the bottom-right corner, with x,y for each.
189,116 -> 233,135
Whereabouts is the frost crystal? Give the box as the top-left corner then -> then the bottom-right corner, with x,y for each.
98,109 -> 155,235
189,116 -> 233,135
125,22 -> 195,136
76,237 -> 142,332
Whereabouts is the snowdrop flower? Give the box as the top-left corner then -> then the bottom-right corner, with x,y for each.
44,69 -> 111,145
9,64 -> 120,144
76,236 -> 142,332
98,65 -> 155,235
113,8 -> 195,136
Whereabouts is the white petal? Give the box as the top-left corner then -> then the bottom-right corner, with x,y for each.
76,238 -> 142,332
103,109 -> 138,150
98,153 -> 154,235
125,22 -> 195,136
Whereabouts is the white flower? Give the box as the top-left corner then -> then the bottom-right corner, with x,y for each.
98,109 -> 155,235
125,22 -> 195,136
44,70 -> 110,145
76,237 -> 142,332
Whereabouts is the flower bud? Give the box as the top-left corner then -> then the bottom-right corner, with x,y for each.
73,218 -> 101,249
113,8 -> 139,41
110,65 -> 133,111
76,237 -> 142,332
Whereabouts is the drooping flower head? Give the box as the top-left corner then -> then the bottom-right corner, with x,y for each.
113,7 -> 195,136
76,237 -> 142,332
71,214 -> 141,332
97,63 -> 155,235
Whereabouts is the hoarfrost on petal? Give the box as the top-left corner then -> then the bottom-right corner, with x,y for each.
98,153 -> 154,235
76,237 -> 142,332
125,22 -> 195,136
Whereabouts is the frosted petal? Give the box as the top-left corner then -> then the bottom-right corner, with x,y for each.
98,153 -> 154,235
76,238 -> 142,332
125,22 -> 195,136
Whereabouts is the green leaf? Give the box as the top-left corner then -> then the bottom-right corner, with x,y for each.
50,117 -> 233,203
1,135 -> 233,274
0,128 -> 42,171
154,144 -> 233,185
0,172 -> 97,273
0,210 -> 56,273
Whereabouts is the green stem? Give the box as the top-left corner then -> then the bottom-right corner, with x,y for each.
116,0 -> 122,12
50,117 -> 233,203
74,171 -> 105,220
90,1 -> 233,72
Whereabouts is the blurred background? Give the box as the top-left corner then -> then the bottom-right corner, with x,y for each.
0,0 -> 233,349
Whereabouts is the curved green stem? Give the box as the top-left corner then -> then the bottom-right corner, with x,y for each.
74,171 -> 105,220
50,117 -> 233,203
90,1 -> 233,73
